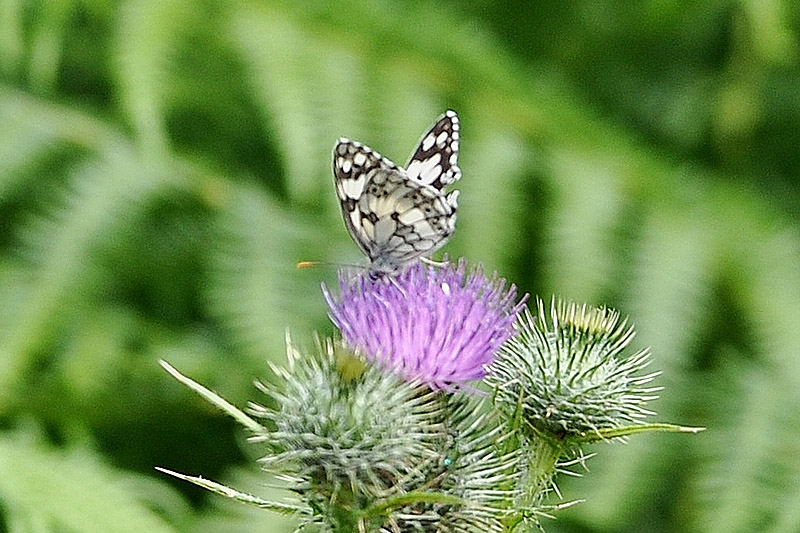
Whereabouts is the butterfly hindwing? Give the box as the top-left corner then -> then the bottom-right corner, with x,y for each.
332,111 -> 461,276
356,168 -> 457,269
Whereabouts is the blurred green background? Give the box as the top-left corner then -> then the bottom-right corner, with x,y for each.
1,0 -> 799,531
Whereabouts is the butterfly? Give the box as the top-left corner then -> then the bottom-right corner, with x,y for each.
332,110 -> 461,277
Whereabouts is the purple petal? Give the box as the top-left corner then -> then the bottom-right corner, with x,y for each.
323,260 -> 527,389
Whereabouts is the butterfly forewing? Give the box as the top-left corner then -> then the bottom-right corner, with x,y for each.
404,110 -> 461,190
333,140 -> 397,202
332,111 -> 461,276
333,140 -> 398,257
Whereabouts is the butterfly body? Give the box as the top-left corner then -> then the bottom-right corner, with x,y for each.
332,111 -> 461,276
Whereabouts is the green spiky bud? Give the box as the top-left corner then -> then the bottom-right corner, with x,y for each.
249,337 -> 445,529
488,297 -> 661,447
482,297 -> 664,524
248,336 -> 520,531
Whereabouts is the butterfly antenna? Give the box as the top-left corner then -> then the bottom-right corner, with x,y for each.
296,260 -> 367,272
297,261 -> 323,269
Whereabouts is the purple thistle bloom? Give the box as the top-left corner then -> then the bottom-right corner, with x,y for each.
322,260 -> 527,390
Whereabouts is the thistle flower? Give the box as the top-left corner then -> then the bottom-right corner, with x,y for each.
322,259 -> 526,390
159,297 -> 699,531
488,297 -> 662,445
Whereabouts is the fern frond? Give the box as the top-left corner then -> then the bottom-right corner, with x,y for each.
690,363 -> 800,532
456,120 -> 531,272
0,429 -> 183,533
205,182 -> 323,364
541,148 -> 628,303
230,5 -> 367,203
623,197 -> 716,369
0,154 -> 179,401
27,0 -> 73,92
0,90 -> 198,405
0,0 -> 25,79
115,0 -> 194,157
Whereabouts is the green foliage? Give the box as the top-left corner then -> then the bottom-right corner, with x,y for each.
0,428 -> 185,532
1,0 -> 799,531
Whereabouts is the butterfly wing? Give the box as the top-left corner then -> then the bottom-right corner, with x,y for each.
355,167 -> 458,274
404,110 -> 461,190
333,139 -> 399,258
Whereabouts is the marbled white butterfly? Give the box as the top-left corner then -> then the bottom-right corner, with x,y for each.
333,110 -> 461,277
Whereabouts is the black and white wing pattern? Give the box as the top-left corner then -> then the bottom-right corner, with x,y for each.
404,109 -> 461,190
332,111 -> 461,277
